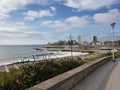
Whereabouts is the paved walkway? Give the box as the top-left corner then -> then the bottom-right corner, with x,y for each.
0,64 -> 20,72
72,58 -> 120,90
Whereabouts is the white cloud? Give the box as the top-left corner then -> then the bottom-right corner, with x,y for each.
24,10 -> 54,20
0,21 -> 47,44
93,9 -> 120,24
0,0 -> 31,19
40,16 -> 88,34
40,20 -> 53,25
41,20 -> 72,34
65,16 -> 88,28
54,28 -> 73,34
62,0 -> 119,11
0,22 -> 29,38
51,20 -> 68,28
41,20 -> 71,33
50,6 -> 57,11
0,13 -> 10,19
41,16 -> 88,28
0,0 -> 57,19
0,0 -> 119,19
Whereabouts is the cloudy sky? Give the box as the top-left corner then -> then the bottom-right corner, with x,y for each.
0,0 -> 120,45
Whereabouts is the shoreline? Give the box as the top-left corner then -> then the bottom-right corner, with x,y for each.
0,52 -> 89,72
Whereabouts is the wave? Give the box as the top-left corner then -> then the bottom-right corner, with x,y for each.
0,51 -> 89,66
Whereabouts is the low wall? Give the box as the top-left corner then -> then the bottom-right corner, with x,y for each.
27,56 -> 112,90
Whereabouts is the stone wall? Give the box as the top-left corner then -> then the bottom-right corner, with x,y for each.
27,56 -> 112,90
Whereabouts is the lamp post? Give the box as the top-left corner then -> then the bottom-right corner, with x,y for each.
111,22 -> 116,62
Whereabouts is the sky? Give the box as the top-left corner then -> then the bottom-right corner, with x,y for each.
0,0 -> 120,45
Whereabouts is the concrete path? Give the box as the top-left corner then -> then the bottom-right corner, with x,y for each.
14,64 -> 19,69
0,64 -> 19,72
72,58 -> 120,90
4,65 -> 9,73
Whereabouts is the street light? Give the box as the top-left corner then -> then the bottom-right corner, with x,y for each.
111,22 -> 116,62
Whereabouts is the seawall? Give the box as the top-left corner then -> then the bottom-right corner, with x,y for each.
27,55 -> 113,90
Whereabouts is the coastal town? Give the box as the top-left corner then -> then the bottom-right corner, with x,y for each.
46,35 -> 120,51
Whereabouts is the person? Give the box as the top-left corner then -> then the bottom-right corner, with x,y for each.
111,49 -> 117,62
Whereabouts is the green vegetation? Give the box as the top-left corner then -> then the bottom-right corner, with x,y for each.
0,58 -> 84,90
115,50 -> 120,56
0,68 -> 22,90
0,51 -> 120,90
84,52 -> 112,62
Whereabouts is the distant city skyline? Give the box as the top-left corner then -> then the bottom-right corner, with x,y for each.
49,34 -> 120,47
0,0 -> 120,45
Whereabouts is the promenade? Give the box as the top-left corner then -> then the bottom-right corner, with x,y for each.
72,58 -> 120,90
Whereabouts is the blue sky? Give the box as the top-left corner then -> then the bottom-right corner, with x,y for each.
0,0 -> 120,45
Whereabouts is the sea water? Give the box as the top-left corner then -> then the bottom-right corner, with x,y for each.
0,45 -> 88,66
0,45 -> 44,66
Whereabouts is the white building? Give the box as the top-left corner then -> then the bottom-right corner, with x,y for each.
77,35 -> 82,44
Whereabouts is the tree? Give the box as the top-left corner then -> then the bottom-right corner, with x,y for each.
68,34 -> 73,60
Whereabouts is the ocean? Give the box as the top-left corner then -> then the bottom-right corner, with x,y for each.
0,45 -> 44,66
0,45 -> 88,66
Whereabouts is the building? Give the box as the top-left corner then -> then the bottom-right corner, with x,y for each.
93,36 -> 98,43
77,35 -> 81,44
91,36 -> 103,46
104,40 -> 120,46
